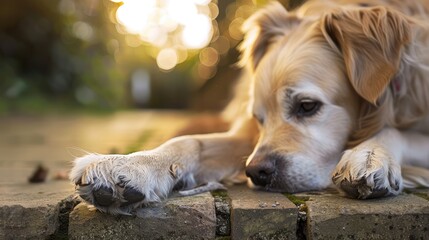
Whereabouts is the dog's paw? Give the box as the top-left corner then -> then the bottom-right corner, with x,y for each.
69,153 -> 179,215
332,146 -> 402,199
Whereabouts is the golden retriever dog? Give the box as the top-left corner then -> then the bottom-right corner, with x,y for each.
70,0 -> 429,214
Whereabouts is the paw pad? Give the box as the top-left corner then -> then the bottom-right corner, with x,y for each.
93,186 -> 115,206
122,187 -> 145,206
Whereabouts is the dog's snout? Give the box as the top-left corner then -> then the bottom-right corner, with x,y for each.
246,157 -> 276,187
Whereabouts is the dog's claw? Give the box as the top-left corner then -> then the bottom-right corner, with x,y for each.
338,179 -> 361,199
339,179 -> 389,199
77,184 -> 94,203
80,172 -> 91,185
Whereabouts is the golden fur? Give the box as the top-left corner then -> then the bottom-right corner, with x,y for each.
238,0 -> 429,146
236,0 -> 429,194
70,0 -> 429,214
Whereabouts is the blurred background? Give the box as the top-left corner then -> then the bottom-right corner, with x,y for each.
0,0 -> 301,114
0,0 -> 303,187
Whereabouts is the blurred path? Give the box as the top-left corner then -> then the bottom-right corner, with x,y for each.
0,111 -> 191,184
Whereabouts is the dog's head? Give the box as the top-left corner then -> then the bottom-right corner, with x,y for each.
241,2 -> 411,192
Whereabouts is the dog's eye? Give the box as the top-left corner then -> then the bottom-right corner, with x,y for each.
296,100 -> 321,117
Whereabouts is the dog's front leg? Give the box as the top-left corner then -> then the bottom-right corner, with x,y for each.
332,128 -> 406,199
69,118 -> 256,214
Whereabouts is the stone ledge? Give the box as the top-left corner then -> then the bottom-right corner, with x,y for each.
68,192 -> 216,240
302,190 -> 429,240
0,181 -> 75,240
1,179 -> 429,240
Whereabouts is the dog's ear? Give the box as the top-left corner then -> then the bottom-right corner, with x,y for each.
322,7 -> 411,105
239,2 -> 301,71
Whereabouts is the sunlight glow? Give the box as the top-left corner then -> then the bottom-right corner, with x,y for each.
116,0 -> 156,34
167,0 -> 198,25
192,0 -> 211,5
182,14 -> 212,49
112,0 -> 214,70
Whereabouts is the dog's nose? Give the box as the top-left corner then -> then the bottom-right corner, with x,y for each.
245,158 -> 276,187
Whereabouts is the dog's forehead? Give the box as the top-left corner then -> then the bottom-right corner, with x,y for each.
253,28 -> 347,105
255,45 -> 328,94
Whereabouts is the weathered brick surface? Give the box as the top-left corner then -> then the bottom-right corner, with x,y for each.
229,185 -> 298,240
0,181 -> 74,240
68,192 -> 216,240
305,191 -> 429,240
2,113 -> 429,239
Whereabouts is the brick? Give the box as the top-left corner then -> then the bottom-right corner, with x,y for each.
0,181 -> 74,240
305,191 -> 429,240
229,185 -> 298,239
68,192 -> 216,240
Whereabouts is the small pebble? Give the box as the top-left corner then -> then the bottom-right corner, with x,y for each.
28,165 -> 49,183
272,204 -> 277,207
259,202 -> 267,208
275,201 -> 280,205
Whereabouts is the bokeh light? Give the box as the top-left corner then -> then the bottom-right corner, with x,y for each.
0,0 -> 260,112
112,0 -> 217,70
110,0 -> 256,76
199,47 -> 219,67
72,21 -> 94,41
115,0 -> 156,34
156,48 -> 178,71
181,14 -> 213,49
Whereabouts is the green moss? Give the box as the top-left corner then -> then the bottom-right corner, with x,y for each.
403,188 -> 429,201
403,189 -> 413,194
215,237 -> 231,240
211,189 -> 229,199
284,193 -> 310,206
412,192 -> 429,201
298,204 -> 308,212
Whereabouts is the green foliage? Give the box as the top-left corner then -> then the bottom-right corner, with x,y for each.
0,0 -> 129,113
0,0 -> 253,113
